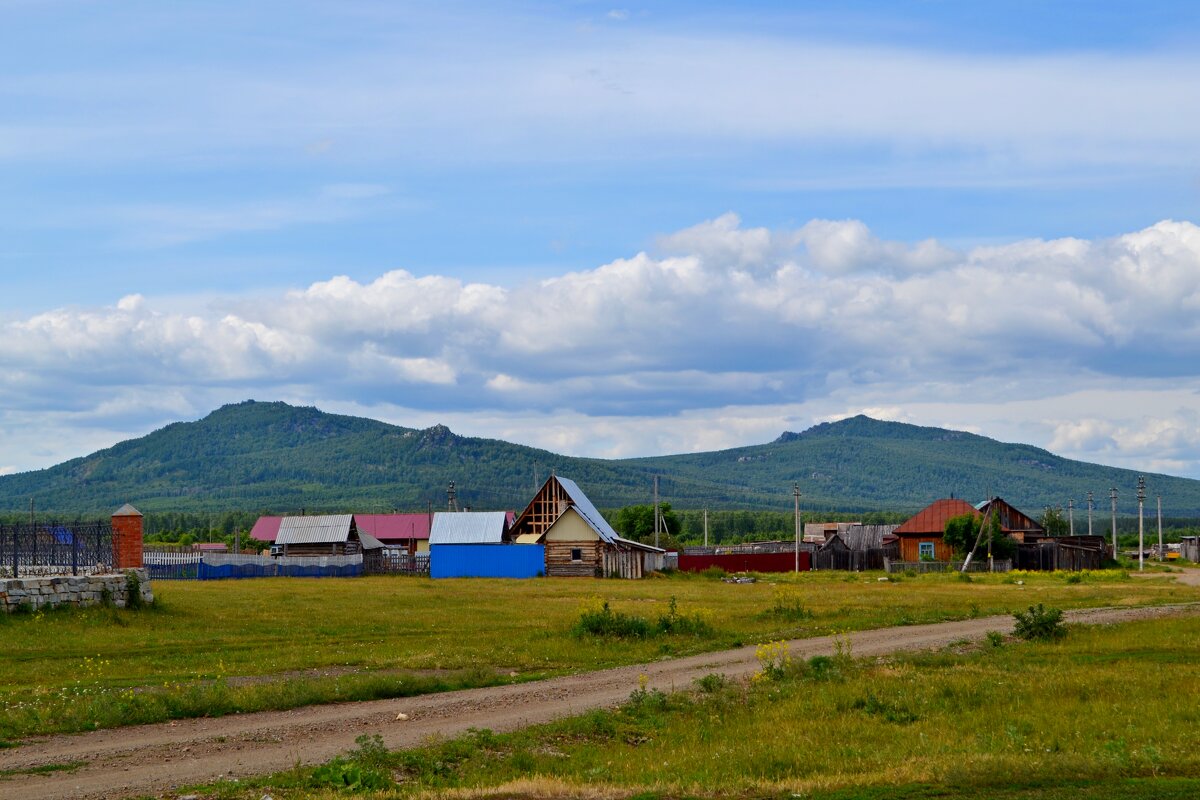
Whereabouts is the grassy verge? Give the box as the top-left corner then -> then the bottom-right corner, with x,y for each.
194,612 -> 1200,799
1,569 -> 1194,741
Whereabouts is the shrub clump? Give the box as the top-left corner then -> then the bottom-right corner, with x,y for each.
308,734 -> 393,791
124,571 -> 143,610
573,600 -> 653,638
572,597 -> 713,639
761,585 -> 812,621
1012,603 -> 1067,641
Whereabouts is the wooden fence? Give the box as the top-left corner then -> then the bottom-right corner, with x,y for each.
885,558 -> 1013,574
1015,541 -> 1104,571
812,544 -> 898,571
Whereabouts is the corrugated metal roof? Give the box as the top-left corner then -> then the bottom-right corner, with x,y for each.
429,512 -> 510,545
556,477 -> 619,544
276,514 -> 354,545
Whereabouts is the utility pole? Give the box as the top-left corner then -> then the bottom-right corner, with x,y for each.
447,481 -> 458,512
793,483 -> 801,573
1068,498 -> 1075,536
1157,494 -> 1163,562
703,508 -> 709,548
1137,476 -> 1146,572
1087,491 -> 1094,537
1110,488 -> 1118,561
653,476 -> 660,549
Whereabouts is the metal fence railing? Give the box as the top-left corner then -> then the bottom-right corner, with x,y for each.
0,521 -> 114,578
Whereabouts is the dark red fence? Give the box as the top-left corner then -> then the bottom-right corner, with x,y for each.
679,550 -> 811,573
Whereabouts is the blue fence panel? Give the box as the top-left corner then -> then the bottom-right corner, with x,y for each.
430,544 -> 545,579
196,560 -> 363,580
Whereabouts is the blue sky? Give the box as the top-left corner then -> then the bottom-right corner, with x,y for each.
3,1 -> 1200,490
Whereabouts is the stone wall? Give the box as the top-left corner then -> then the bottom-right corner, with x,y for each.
0,569 -> 153,612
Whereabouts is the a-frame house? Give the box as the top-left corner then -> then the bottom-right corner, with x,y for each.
509,475 -> 664,578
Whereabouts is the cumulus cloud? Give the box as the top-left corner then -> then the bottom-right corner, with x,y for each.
4,215 -> 1200,473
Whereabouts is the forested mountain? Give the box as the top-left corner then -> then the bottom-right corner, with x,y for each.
2,400 -> 1198,517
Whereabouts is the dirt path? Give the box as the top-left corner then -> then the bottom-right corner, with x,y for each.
2,603 -> 1195,800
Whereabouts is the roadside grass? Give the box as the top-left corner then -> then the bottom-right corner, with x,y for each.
196,613 -> 1200,800
0,760 -> 84,779
0,569 -> 1194,741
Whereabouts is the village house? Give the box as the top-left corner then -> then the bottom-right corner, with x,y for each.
273,514 -> 384,557
508,475 -> 665,578
894,496 -> 1048,563
893,498 -> 979,562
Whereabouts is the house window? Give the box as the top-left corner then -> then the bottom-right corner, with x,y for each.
571,548 -> 583,562
919,541 -> 935,560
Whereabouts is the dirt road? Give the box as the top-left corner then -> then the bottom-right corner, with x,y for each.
2,603 -> 1195,800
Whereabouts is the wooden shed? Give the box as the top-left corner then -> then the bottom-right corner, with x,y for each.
976,498 -> 1044,543
509,476 -> 665,578
275,514 -> 382,557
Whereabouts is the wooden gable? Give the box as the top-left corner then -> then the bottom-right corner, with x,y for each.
981,497 -> 1044,535
509,476 -> 572,541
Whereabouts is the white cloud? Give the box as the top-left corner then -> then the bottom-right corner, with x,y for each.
4,215 -> 1200,476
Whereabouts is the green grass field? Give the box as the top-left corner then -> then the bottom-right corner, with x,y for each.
1,568 -> 1195,742
196,612 -> 1200,800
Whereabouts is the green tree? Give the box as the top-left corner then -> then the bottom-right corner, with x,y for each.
945,511 -> 1016,560
1040,506 -> 1070,537
611,503 -> 681,550
943,512 -> 981,556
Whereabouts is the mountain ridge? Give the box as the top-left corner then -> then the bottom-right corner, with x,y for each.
1,400 -> 1196,516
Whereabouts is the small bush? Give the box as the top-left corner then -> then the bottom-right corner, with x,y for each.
573,601 -> 652,638
806,654 -> 840,681
754,640 -> 792,682
98,586 -> 114,609
700,565 -> 726,580
1012,604 -> 1066,641
762,585 -> 812,621
695,673 -> 727,693
308,734 -> 393,791
655,596 -> 714,637
573,597 -> 713,639
985,630 -> 1005,648
1065,573 -> 1083,584
124,571 -> 143,610
903,569 -> 918,579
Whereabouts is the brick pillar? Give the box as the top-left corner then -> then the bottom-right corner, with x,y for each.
112,503 -> 144,569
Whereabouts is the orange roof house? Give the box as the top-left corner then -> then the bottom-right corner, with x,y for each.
893,498 -> 979,562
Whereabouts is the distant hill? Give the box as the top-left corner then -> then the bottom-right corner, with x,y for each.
1,400 -> 1197,517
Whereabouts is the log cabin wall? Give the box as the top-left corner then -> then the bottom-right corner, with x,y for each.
280,541 -> 360,557
545,540 -> 603,577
